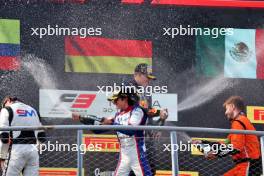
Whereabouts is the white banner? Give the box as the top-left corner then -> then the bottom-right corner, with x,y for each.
152,93 -> 177,121
39,89 -> 177,121
39,89 -> 115,118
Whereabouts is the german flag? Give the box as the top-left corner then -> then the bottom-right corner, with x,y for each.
65,37 -> 152,74
0,19 -> 20,71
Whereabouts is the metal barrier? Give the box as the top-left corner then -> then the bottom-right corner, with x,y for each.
0,125 -> 263,176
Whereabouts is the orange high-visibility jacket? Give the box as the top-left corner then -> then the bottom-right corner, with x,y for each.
228,113 -> 261,161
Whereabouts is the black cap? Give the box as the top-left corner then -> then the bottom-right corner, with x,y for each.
134,63 -> 156,80
107,88 -> 139,104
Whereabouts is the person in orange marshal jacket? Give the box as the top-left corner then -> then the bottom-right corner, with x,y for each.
193,96 -> 262,176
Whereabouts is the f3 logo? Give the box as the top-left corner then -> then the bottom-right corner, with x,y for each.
58,93 -> 96,109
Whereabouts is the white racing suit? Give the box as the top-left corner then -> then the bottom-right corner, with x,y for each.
0,141 -> 9,171
0,102 -> 45,176
113,105 -> 152,176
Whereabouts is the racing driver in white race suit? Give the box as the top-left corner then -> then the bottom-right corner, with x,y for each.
73,90 -> 152,176
0,96 -> 46,176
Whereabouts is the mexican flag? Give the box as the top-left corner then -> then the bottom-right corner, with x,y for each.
65,37 -> 152,74
196,28 -> 264,79
0,19 -> 20,71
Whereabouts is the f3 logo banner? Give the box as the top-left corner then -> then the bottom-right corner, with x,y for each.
39,89 -> 116,118
39,89 -> 178,119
